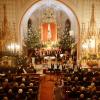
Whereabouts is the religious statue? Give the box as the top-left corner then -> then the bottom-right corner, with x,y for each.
48,23 -> 52,40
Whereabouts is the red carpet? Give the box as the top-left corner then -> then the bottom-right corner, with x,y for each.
40,75 -> 56,100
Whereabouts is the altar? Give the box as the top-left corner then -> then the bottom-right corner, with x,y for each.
40,8 -> 57,46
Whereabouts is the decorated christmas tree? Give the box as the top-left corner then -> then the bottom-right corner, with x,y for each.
59,19 -> 74,53
24,19 -> 41,50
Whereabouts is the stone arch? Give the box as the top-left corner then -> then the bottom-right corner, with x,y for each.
19,0 -> 80,59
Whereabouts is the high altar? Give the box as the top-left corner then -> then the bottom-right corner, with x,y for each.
40,8 -> 57,44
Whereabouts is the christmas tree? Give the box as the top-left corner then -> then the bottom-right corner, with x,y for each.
59,19 -> 74,53
24,19 -> 41,50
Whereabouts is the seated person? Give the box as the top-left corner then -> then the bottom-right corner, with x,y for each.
49,63 -> 54,73
79,94 -> 85,100
69,86 -> 78,98
87,82 -> 96,97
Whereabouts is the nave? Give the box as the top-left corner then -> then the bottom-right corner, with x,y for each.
0,65 -> 100,100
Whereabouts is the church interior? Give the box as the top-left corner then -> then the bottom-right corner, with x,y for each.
0,0 -> 100,100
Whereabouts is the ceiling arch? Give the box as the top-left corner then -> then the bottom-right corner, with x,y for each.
20,0 -> 79,35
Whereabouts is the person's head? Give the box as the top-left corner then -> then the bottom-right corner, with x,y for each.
80,86 -> 85,91
92,77 -> 96,82
75,76 -> 78,81
0,86 -> 3,90
28,88 -> 33,93
14,82 -> 18,87
67,77 -> 71,81
5,79 -> 8,82
29,83 -> 33,87
18,89 -> 23,94
88,69 -> 91,72
20,83 -> 25,88
83,77 -> 87,81
87,98 -> 91,100
22,77 -> 25,82
8,89 -> 12,93
91,82 -> 95,86
80,94 -> 84,99
71,86 -> 76,91
3,96 -> 8,100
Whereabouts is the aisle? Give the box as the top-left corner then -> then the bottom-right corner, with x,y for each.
39,75 -> 56,100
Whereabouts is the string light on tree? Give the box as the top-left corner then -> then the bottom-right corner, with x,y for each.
24,19 -> 41,49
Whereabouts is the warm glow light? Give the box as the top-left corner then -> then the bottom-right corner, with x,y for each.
69,30 -> 74,37
46,41 -> 54,50
47,45 -> 51,50
60,54 -> 63,57
82,37 -> 95,49
7,43 -> 20,52
89,37 -> 95,48
82,42 -> 88,49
